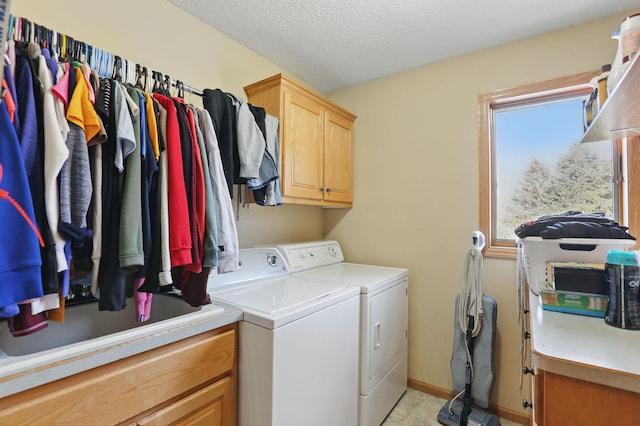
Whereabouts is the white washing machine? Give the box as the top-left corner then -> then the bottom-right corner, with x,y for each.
207,247 -> 360,426
277,241 -> 409,426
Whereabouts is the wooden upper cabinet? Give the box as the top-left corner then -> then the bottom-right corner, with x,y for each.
283,91 -> 325,201
245,74 -> 357,207
324,110 -> 354,204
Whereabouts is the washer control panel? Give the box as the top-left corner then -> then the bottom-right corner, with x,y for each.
208,248 -> 288,291
278,241 -> 344,272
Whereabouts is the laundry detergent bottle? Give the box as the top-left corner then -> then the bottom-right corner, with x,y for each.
604,250 -> 640,329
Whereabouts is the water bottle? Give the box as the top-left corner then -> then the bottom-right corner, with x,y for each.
604,250 -> 640,329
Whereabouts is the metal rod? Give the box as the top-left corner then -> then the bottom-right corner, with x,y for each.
170,80 -> 203,96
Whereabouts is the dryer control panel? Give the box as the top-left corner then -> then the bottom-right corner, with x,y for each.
277,241 -> 345,272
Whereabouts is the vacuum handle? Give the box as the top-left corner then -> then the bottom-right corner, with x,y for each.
374,322 -> 381,349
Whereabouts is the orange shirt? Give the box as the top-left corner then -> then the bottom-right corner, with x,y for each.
66,67 -> 100,142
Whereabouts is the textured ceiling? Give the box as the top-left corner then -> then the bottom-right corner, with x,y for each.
169,0 -> 636,92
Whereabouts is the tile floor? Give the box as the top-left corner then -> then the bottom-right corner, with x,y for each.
382,388 -> 525,426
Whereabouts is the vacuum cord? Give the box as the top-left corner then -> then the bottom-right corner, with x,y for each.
459,247 -> 484,337
448,247 -> 485,416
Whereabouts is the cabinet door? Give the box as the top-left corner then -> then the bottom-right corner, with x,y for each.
324,110 -> 353,204
282,91 -> 324,201
0,328 -> 236,426
137,376 -> 234,426
540,371 -> 640,426
533,368 -> 544,425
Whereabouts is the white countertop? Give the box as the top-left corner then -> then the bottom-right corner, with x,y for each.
0,301 -> 242,399
529,292 -> 640,393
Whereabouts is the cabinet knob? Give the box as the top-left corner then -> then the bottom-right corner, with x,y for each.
522,366 -> 535,375
523,308 -> 529,314
326,187 -> 332,192
523,331 -> 531,340
522,399 -> 533,409
320,187 -> 325,191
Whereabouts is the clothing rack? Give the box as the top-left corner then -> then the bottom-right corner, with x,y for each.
6,14 -> 203,97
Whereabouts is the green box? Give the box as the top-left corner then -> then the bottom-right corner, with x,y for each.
537,283 -> 608,318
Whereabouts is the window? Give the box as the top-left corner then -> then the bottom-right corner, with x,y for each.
479,71 -> 622,258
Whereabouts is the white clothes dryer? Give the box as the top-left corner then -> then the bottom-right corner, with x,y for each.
207,247 -> 360,426
277,241 -> 409,426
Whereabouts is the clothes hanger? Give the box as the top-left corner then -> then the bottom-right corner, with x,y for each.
60,34 -> 66,61
129,60 -> 136,86
7,15 -> 14,42
152,70 -> 160,92
142,66 -> 148,92
164,74 -> 172,94
135,64 -> 142,88
113,56 -> 123,82
66,36 -> 74,62
176,80 -> 185,99
20,18 -> 30,43
74,41 -> 84,63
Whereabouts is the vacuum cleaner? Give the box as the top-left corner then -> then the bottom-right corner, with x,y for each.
437,231 -> 501,426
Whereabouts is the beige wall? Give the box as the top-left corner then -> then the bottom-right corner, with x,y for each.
10,0 -> 633,417
326,11 -> 633,417
11,0 -> 325,249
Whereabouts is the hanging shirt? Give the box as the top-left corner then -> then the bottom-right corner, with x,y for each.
90,78 -> 112,296
60,67 -> 94,231
191,106 -> 218,268
182,103 -> 205,274
202,89 -> 238,196
0,102 -> 44,308
252,114 -> 283,206
153,93 -> 192,267
174,102 -> 195,263
51,62 -> 70,108
136,90 -> 160,280
196,107 -> 240,273
113,82 -> 136,172
119,86 -> 144,268
14,51 -> 37,175
246,105 -> 278,191
66,66 -> 100,142
143,92 -> 160,160
97,80 -> 129,311
39,54 -> 69,274
236,98 -> 265,179
15,43 -> 58,296
154,100 -> 173,285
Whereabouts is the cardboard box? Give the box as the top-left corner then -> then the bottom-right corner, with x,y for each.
537,282 -> 608,318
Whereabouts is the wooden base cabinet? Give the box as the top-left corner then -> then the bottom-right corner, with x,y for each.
244,74 -> 356,207
532,369 -> 640,426
0,324 -> 237,426
136,376 -> 233,426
